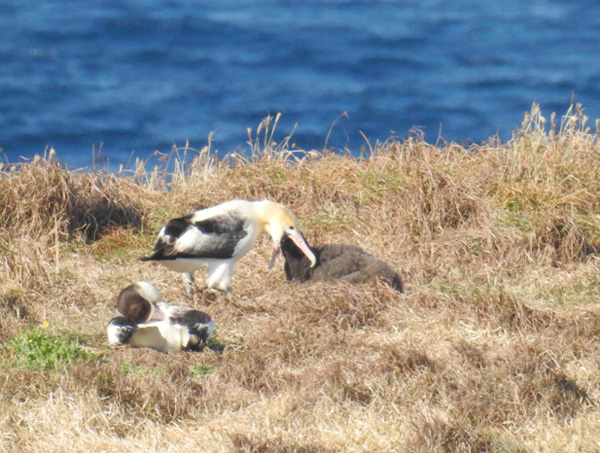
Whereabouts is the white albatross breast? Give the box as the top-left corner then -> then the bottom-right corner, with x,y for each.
140,199 -> 316,298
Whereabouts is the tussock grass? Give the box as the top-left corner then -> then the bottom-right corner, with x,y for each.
0,152 -> 148,241
2,104 -> 600,451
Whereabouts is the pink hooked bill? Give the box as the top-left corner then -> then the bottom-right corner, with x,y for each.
268,231 -> 317,269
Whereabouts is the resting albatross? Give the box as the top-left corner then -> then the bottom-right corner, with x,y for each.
107,281 -> 214,353
141,199 -> 316,298
279,233 -> 404,292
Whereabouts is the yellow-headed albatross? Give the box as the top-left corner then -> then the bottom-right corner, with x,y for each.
107,281 -> 214,353
141,199 -> 316,298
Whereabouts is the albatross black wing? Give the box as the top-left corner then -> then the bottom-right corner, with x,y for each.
140,215 -> 194,261
141,212 -> 249,261
107,316 -> 139,345
190,214 -> 248,259
171,310 -> 214,350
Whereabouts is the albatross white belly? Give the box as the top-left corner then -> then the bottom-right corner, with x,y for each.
158,257 -> 239,292
129,321 -> 191,353
157,257 -> 232,273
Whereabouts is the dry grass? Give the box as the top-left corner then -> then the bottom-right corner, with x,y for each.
2,104 -> 600,452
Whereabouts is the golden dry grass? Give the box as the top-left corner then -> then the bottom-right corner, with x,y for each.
2,104 -> 600,452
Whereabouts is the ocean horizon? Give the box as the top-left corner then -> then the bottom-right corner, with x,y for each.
2,0 -> 600,170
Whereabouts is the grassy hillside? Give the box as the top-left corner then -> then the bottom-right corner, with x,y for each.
2,104 -> 600,452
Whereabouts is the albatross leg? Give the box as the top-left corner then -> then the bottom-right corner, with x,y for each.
206,261 -> 234,293
184,272 -> 195,302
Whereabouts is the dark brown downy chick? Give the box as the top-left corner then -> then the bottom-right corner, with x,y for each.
280,234 -> 403,293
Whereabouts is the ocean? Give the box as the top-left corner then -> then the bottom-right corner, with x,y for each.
1,0 -> 600,169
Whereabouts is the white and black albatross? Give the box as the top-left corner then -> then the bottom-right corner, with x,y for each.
140,199 -> 317,299
107,281 -> 214,353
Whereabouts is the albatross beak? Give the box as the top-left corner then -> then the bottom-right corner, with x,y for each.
288,230 -> 317,267
148,303 -> 166,321
268,241 -> 281,270
268,231 -> 317,270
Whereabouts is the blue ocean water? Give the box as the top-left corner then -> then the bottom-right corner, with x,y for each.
1,0 -> 600,169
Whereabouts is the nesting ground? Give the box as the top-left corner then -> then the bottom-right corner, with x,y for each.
2,105 -> 600,452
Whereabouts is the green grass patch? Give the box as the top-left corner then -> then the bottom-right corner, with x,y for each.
494,211 -> 535,233
121,362 -> 143,374
357,168 -> 407,202
121,362 -> 167,375
207,328 -> 219,347
90,228 -> 153,263
430,281 -> 470,298
3,327 -> 100,371
60,241 -> 82,256
189,364 -> 215,378
516,278 -> 600,308
304,207 -> 356,232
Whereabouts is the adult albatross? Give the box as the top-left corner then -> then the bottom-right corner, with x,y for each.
141,199 -> 316,298
107,281 -> 214,353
